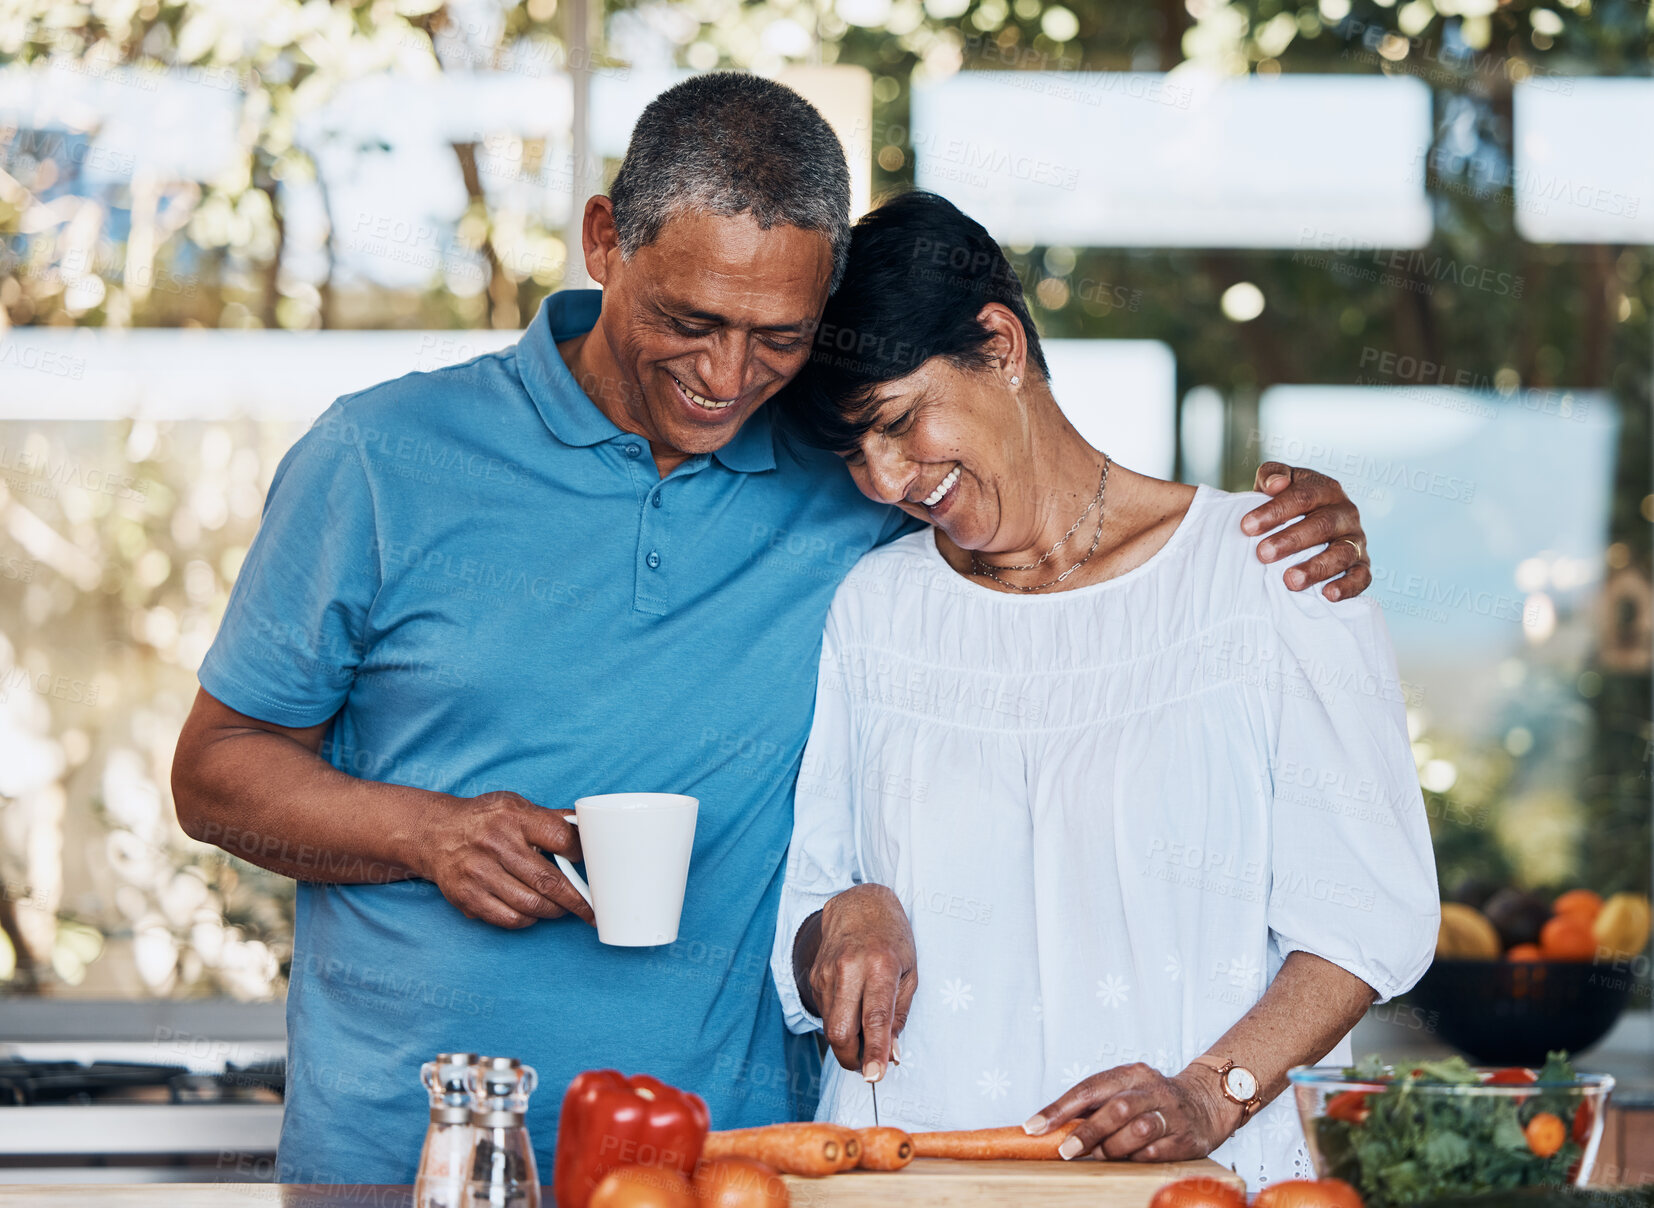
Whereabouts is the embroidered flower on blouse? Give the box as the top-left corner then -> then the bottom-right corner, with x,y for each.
977,1069 -> 1011,1100
1226,956 -> 1262,990
1261,1103 -> 1301,1142
940,978 -> 974,1012
1061,1062 -> 1091,1086
1164,953 -> 1182,981
1095,975 -> 1131,1008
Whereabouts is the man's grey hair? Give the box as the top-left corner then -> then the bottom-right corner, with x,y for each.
608,73 -> 852,291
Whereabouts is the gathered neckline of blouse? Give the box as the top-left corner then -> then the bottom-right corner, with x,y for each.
922,482 -> 1213,603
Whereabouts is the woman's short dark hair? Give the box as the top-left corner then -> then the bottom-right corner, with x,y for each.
778,190 -> 1049,454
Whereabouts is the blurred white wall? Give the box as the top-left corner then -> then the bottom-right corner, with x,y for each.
910,72 -> 1435,248
1513,78 -> 1654,244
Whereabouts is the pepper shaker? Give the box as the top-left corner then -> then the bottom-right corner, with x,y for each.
466,1056 -> 541,1208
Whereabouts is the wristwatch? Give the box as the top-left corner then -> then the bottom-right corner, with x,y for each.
1195,1057 -> 1263,1122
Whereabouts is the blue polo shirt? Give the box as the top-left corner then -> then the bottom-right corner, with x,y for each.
198,290 -> 908,1183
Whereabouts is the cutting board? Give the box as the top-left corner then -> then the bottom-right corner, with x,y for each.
783,1157 -> 1245,1207
0,1161 -> 1245,1208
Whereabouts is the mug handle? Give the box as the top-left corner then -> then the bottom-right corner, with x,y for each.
550,815 -> 595,911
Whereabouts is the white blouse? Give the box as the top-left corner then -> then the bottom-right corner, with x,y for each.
770,486 -> 1439,1191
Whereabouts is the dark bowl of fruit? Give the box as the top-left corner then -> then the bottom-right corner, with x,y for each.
1418,887 -> 1649,1066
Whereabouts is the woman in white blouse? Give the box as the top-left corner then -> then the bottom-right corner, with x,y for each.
769,192 -> 1440,1190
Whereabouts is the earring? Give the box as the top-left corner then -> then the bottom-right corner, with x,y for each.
1010,375 -> 1021,387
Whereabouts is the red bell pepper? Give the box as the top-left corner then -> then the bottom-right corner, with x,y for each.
553,1070 -> 710,1208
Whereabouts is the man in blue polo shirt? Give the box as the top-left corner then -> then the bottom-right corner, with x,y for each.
171,73 -> 1371,1182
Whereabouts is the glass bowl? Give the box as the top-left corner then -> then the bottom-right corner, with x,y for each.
1288,1064 -> 1615,1207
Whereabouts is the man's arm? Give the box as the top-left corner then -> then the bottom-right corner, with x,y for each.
171,689 -> 594,930
1241,462 -> 1372,601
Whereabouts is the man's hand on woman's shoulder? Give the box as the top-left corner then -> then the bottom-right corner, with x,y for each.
1240,463 -> 1371,602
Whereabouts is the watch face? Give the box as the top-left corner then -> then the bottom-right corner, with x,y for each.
1225,1066 -> 1259,1101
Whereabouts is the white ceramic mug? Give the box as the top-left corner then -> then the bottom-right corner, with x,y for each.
552,793 -> 699,947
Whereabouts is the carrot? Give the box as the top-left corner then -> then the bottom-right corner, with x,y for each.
856,1127 -> 915,1170
703,1124 -> 862,1177
832,1125 -> 862,1171
1526,1111 -> 1566,1158
910,1121 -> 1083,1160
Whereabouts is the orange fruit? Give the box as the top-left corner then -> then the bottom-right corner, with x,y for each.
1526,1112 -> 1567,1158
1553,889 -> 1603,923
1539,915 -> 1596,961
1507,943 -> 1544,961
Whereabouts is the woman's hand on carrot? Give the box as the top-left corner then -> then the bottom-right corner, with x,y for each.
801,884 -> 916,1080
1023,1062 -> 1240,1163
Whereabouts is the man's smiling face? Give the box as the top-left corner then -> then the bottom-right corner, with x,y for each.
588,207 -> 835,458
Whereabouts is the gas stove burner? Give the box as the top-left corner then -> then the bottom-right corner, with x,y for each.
0,1057 -> 285,1105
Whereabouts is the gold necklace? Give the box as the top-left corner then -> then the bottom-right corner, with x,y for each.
970,454 -> 1112,593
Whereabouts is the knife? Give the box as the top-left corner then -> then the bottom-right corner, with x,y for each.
858,1034 -> 880,1127
861,1034 -> 899,1127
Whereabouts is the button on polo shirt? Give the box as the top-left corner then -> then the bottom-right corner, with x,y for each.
198,289 -> 913,1184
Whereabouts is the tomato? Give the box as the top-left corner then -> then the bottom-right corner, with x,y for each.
1147,1175 -> 1247,1208
1326,1091 -> 1371,1123
693,1157 -> 790,1208
1573,1099 -> 1595,1147
1485,1068 -> 1538,1085
1525,1111 -> 1567,1158
1254,1178 -> 1365,1208
590,1166 -> 698,1208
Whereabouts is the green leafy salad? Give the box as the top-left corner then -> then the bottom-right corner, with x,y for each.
1313,1052 -> 1594,1208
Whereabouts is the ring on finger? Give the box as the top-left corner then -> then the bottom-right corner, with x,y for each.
1339,537 -> 1365,562
1147,1109 -> 1168,1138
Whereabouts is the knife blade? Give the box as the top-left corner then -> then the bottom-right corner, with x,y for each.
859,1035 -> 880,1128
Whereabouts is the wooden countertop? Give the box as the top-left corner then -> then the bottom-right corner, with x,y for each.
0,1157 -> 1243,1207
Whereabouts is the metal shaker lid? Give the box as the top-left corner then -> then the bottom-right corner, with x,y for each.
421,1051 -> 480,1123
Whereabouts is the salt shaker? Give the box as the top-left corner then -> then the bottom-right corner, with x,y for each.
466,1056 -> 541,1208
415,1051 -> 479,1208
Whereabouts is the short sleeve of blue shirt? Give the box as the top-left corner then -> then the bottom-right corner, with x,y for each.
198,404 -> 380,728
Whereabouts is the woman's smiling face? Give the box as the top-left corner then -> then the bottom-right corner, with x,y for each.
843,349 -> 1041,554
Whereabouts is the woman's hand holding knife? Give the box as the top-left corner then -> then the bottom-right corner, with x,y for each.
793,884 -> 917,1094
